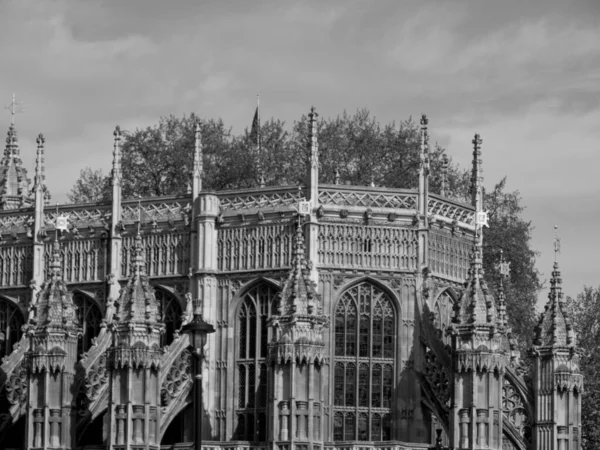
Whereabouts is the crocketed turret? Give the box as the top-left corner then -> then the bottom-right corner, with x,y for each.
268,217 -> 328,445
108,230 -> 164,449
531,255 -> 583,449
448,134 -> 508,450
26,238 -> 80,449
269,218 -> 328,363
533,261 -> 575,348
0,124 -> 32,209
28,237 -> 80,365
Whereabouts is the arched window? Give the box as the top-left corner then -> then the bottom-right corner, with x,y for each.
73,293 -> 102,357
333,282 -> 396,441
155,289 -> 183,347
234,283 -> 278,441
0,297 -> 24,359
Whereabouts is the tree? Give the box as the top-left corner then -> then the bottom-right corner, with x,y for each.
67,167 -> 110,204
567,288 -> 600,449
481,179 -> 542,357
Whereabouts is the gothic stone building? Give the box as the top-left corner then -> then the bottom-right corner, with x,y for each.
0,111 -> 583,450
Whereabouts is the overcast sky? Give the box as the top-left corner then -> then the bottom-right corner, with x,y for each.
1,0 -> 599,306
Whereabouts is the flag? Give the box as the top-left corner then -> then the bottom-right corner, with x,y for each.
249,106 -> 260,147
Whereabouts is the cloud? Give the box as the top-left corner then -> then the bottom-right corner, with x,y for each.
0,0 -> 599,304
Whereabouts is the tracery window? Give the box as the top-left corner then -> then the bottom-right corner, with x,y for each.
155,289 -> 183,347
333,282 -> 396,441
73,293 -> 102,357
0,297 -> 24,359
234,283 -> 278,441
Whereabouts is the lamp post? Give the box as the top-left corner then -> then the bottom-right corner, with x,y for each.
181,313 -> 215,450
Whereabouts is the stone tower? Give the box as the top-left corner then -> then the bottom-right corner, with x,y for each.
531,257 -> 583,449
107,231 -> 165,449
26,238 -> 81,449
448,134 -> 508,449
268,218 -> 328,450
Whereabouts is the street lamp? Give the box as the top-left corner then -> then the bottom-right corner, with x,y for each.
181,313 -> 215,450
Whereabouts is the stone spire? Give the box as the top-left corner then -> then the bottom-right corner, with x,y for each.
496,250 -> 509,330
533,255 -> 575,348
448,134 -> 506,450
33,134 -> 47,193
192,121 -> 203,198
269,217 -> 328,363
307,107 -> 319,204
531,229 -> 582,449
26,235 -> 80,449
111,125 -> 122,186
108,228 -> 164,449
452,134 -> 498,327
268,217 -> 328,447
440,153 -> 449,197
470,133 -> 481,207
114,230 -> 161,327
28,237 -> 78,331
0,124 -> 32,209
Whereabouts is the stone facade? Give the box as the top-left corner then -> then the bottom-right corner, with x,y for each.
0,111 -> 581,450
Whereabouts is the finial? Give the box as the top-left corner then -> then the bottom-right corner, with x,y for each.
49,237 -> 62,279
334,167 -> 340,185
34,133 -> 45,189
112,125 -> 122,184
496,249 -> 509,328
470,133 -> 483,207
4,93 -> 24,126
420,114 -> 430,176
50,203 -> 63,279
193,122 -> 203,192
554,225 -> 561,263
132,196 -> 145,276
440,153 -> 449,196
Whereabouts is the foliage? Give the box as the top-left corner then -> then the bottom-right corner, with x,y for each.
482,179 -> 541,358
566,288 -> 600,449
67,167 -> 110,204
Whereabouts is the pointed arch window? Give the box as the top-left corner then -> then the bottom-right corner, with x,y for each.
155,289 -> 183,347
234,283 -> 278,441
0,298 -> 24,359
333,282 -> 396,441
73,293 -> 102,357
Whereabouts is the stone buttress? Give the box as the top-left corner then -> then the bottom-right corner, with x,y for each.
448,135 -> 508,449
268,218 -> 328,450
25,238 -> 81,449
107,232 -> 164,450
531,259 -> 583,450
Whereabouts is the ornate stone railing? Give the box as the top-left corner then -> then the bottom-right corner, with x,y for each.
0,209 -> 33,234
44,202 -> 112,229
319,185 -> 418,210
219,186 -> 304,212
427,194 -> 475,227
121,196 -> 192,224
